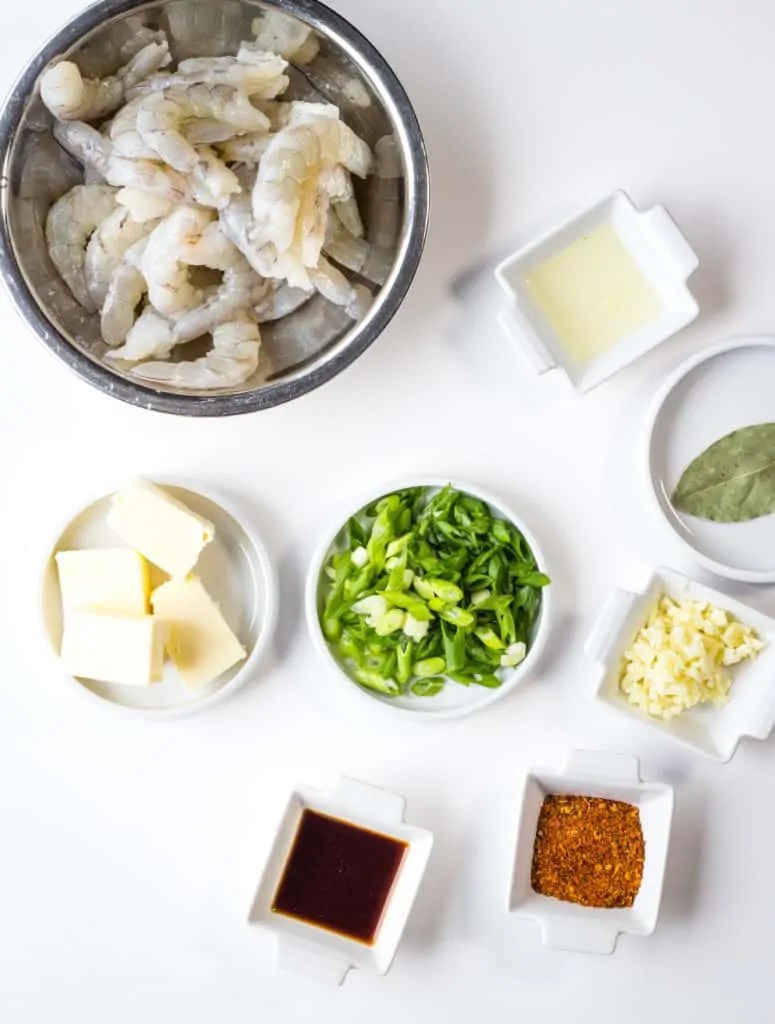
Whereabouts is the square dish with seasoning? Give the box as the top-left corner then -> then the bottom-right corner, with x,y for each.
248,777 -> 433,985
586,568 -> 775,761
507,751 -> 673,954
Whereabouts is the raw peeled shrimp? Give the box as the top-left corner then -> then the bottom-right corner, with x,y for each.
219,192 -> 273,277
182,219 -> 241,269
287,102 -> 373,178
173,258 -> 257,341
85,207 -> 154,307
45,184 -> 117,309
181,47 -> 288,98
115,187 -> 175,222
111,129 -> 158,160
250,10 -> 320,65
215,132 -> 271,166
308,254 -> 356,308
117,25 -> 168,62
248,108 -> 373,287
323,208 -> 368,272
250,124 -> 326,286
101,255 -> 148,347
107,304 -> 173,360
130,316 -> 261,389
136,93 -> 201,171
254,99 -> 291,130
140,205 -> 214,316
106,95 -> 144,138
189,146 -> 241,208
308,255 -> 373,320
137,83 -> 269,165
40,40 -> 171,121
105,156 -> 191,204
53,120 -> 112,180
253,281 -> 312,322
109,236 -> 258,360
127,48 -> 288,101
41,24 -> 375,388
136,84 -> 269,176
183,119 -> 243,146
325,167 -> 364,238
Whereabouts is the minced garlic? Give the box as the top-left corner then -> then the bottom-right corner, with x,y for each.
619,596 -> 763,720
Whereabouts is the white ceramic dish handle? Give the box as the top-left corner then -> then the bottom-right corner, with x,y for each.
585,589 -> 639,665
497,307 -> 556,375
564,749 -> 641,782
643,206 -> 699,279
749,699 -> 775,742
540,918 -> 620,955
331,777 -> 407,822
277,938 -> 351,987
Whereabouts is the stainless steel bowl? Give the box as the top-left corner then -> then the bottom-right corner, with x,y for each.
0,0 -> 428,415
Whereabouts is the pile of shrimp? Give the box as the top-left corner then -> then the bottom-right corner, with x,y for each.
39,11 -> 376,390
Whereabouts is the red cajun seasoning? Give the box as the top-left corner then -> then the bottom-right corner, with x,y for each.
530,795 -> 645,908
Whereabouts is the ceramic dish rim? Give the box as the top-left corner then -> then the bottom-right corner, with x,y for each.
642,334 -> 775,584
304,475 -> 552,722
39,475 -> 278,720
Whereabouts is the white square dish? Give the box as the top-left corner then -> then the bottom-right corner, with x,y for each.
508,751 -> 673,954
494,190 -> 699,392
248,777 -> 433,985
585,568 -> 775,761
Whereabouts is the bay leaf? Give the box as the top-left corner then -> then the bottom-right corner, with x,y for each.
671,423 -> 775,522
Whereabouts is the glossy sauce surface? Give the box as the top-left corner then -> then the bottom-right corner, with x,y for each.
271,809 -> 408,944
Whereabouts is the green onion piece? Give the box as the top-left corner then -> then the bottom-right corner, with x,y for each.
411,677 -> 445,697
354,669 -> 400,695
396,642 -> 413,685
476,627 -> 505,651
414,657 -> 446,678
438,606 -> 474,628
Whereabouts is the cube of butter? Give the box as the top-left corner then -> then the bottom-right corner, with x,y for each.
107,482 -> 214,579
60,611 -> 167,686
152,575 -> 246,688
55,548 -> 150,616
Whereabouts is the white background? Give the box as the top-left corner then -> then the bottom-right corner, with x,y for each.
2,0 -> 775,1020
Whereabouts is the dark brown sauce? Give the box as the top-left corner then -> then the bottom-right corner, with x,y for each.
271,809 -> 408,945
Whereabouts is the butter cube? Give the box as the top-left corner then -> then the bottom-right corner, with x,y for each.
55,548 -> 150,616
107,482 -> 214,579
60,611 -> 167,686
152,576 -> 246,688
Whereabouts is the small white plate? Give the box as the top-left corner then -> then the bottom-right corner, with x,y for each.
508,751 -> 673,955
248,777 -> 433,986
585,567 -> 775,761
305,477 -> 552,721
494,190 -> 699,392
41,479 -> 277,717
643,336 -> 775,583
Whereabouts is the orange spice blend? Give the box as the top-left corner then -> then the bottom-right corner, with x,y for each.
530,795 -> 645,908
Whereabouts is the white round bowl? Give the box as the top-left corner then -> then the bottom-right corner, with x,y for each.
41,477 -> 278,718
305,477 -> 552,721
642,336 -> 775,584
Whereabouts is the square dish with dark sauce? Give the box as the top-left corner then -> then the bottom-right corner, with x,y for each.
271,809 -> 408,944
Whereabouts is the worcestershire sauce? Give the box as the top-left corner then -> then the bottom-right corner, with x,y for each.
272,809 -> 408,944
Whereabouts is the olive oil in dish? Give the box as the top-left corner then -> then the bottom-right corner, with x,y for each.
523,223 -> 663,365
271,809 -> 408,944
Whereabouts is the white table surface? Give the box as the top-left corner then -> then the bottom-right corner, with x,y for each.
2,0 -> 775,1020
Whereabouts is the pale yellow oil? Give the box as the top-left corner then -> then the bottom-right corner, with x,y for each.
523,223 -> 663,365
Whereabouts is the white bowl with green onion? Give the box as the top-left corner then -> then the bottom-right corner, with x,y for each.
305,478 -> 552,719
